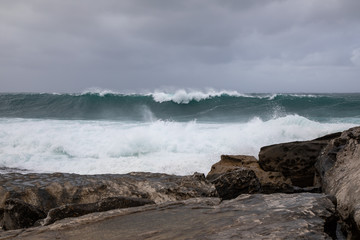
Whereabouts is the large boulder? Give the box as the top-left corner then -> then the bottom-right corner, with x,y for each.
316,126 -> 360,238
211,168 -> 261,199
2,193 -> 337,240
258,132 -> 341,187
207,155 -> 293,193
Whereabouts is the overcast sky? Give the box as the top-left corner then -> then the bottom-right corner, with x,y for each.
1,0 -> 360,93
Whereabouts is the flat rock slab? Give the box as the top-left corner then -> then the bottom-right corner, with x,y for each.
1,193 -> 336,240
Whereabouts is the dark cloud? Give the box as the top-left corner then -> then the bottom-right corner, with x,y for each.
0,0 -> 359,92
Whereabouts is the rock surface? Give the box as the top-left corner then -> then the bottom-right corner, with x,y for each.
40,196 -> 155,226
207,155 -> 293,193
316,126 -> 360,238
258,132 -> 340,187
0,172 -> 216,210
0,193 -> 337,240
1,199 -> 46,230
0,171 -> 216,229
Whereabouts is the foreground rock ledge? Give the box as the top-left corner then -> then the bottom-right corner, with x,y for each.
0,193 -> 336,240
0,172 -> 217,230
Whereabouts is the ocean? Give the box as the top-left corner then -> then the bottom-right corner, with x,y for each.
0,89 -> 359,175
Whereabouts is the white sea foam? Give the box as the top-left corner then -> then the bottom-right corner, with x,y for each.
0,116 -> 356,175
149,91 -> 322,103
80,88 -> 118,96
150,89 -> 248,103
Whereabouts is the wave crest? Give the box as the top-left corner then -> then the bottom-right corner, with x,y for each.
150,89 -> 245,104
80,88 -> 119,97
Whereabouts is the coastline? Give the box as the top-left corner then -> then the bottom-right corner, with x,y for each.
2,126 -> 360,239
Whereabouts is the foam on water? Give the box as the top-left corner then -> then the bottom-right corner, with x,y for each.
150,89 -> 245,104
0,116 -> 356,175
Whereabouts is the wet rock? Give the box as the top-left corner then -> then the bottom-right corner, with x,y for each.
0,208 -> 3,229
316,126 -> 360,238
211,168 -> 261,199
41,196 -> 155,226
0,172 -> 217,214
1,199 -> 46,230
3,193 -> 337,240
258,132 -> 340,187
207,155 -> 293,193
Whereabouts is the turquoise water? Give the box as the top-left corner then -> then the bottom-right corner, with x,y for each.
1,91 -> 360,122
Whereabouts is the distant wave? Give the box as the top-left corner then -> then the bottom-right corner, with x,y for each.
77,89 -> 322,103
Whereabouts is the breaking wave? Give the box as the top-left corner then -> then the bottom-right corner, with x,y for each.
0,90 -> 359,122
0,115 -> 356,175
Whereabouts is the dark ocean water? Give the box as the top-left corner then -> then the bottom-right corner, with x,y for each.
0,90 -> 359,175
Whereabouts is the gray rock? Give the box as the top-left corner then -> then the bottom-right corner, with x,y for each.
258,132 -> 340,187
1,199 -> 46,230
2,193 -> 337,240
316,126 -> 360,238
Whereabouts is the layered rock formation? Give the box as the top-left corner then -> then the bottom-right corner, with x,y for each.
1,193 -> 337,240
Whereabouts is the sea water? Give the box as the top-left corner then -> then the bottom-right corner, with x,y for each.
0,89 -> 359,175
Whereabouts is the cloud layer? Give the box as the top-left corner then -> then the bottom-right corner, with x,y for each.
1,0 -> 360,92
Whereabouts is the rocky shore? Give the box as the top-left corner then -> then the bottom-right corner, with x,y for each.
1,127 -> 360,239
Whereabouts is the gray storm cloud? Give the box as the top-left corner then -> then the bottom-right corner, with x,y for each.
0,0 -> 359,92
